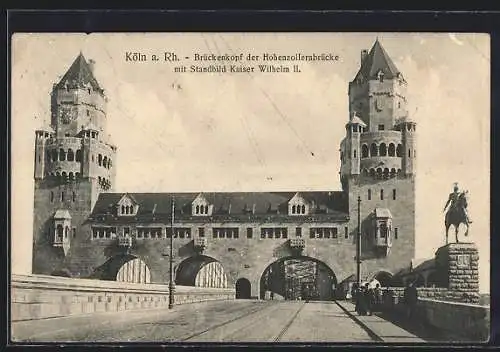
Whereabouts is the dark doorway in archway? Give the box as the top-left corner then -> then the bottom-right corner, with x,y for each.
235,278 -> 251,299
373,271 -> 393,287
260,256 -> 337,301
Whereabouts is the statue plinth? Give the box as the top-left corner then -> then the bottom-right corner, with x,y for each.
435,242 -> 480,303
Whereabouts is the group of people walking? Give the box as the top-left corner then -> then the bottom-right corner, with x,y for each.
351,282 -> 383,316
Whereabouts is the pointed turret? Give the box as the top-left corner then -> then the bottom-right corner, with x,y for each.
55,52 -> 103,93
354,39 -> 402,82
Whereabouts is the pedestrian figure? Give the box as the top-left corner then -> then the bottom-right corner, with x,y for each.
373,283 -> 383,312
364,283 -> 373,316
403,281 -> 418,319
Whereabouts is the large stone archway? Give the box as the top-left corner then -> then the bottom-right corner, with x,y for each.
175,255 -> 228,288
91,254 -> 152,284
259,256 -> 337,301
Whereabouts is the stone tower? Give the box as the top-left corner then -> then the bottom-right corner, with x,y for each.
32,53 -> 117,275
340,40 -> 416,274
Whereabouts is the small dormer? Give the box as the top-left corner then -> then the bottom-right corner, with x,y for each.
192,193 -> 213,216
116,193 -> 138,216
288,192 -> 309,216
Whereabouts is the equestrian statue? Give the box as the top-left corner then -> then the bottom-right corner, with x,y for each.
443,182 -> 472,244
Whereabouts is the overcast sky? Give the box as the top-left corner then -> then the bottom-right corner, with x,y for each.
11,33 -> 490,292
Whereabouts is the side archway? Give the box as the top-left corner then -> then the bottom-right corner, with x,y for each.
91,254 -> 151,284
371,270 -> 394,287
235,278 -> 251,299
176,255 -> 228,288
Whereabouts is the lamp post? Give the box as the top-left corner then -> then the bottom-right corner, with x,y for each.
168,196 -> 175,309
356,195 -> 362,286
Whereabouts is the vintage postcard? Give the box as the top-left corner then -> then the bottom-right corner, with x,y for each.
10,32 -> 490,343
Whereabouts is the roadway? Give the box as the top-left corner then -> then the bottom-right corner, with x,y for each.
11,300 -> 425,343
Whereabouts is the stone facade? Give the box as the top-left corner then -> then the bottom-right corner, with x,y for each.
32,41 -> 417,299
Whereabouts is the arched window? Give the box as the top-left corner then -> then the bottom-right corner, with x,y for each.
397,169 -> 402,177
380,189 -> 384,200
69,172 -> 74,181
50,191 -> 54,202
362,144 -> 369,158
59,149 -> 66,161
393,189 -> 397,200
52,149 -> 58,162
103,156 -> 108,168
408,149 -> 411,158
72,191 -> 76,202
390,168 -> 396,178
196,205 -> 200,214
353,150 -> 357,158
370,143 -> 378,157
121,205 -> 125,214
205,205 -> 209,214
292,205 -> 296,214
57,224 -> 64,240
62,172 -> 67,183
368,189 -> 371,200
379,143 -> 387,157
396,144 -> 402,157
98,154 -> 102,166
383,168 -> 390,179
301,205 -> 306,214
388,143 -> 395,157
75,172 -> 80,179
75,149 -> 82,162
67,149 -> 74,161
369,169 -> 376,178
61,191 -> 65,202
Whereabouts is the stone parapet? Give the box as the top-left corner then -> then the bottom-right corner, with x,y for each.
11,274 -> 235,322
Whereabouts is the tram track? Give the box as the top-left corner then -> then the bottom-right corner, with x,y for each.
180,301 -> 277,341
272,301 -> 306,342
182,301 -> 307,342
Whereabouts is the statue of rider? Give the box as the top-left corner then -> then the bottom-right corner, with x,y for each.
443,182 -> 472,224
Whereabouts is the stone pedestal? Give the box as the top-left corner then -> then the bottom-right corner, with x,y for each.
435,243 -> 480,303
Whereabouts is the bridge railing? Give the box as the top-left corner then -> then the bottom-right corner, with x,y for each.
11,274 -> 235,322
380,287 -> 489,342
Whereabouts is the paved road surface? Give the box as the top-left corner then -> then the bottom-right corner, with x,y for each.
11,300 -> 422,343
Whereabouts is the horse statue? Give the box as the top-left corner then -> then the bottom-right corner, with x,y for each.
444,190 -> 471,244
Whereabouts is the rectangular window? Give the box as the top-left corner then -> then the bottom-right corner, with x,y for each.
261,228 -> 288,239
344,227 -> 349,239
198,227 -> 205,238
368,189 -> 371,200
310,228 -> 338,239
378,124 -> 385,131
380,189 -> 384,200
213,228 -> 239,239
167,227 -> 191,238
393,189 -> 397,200
247,228 -> 253,238
296,227 -> 302,238
72,227 -> 76,238
394,228 -> 398,239
332,228 -> 338,238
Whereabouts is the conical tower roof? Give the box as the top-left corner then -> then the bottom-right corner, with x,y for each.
55,52 -> 102,91
354,39 -> 401,81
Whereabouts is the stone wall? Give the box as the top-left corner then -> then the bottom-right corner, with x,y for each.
383,287 -> 481,305
11,274 -> 235,322
380,292 -> 489,342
